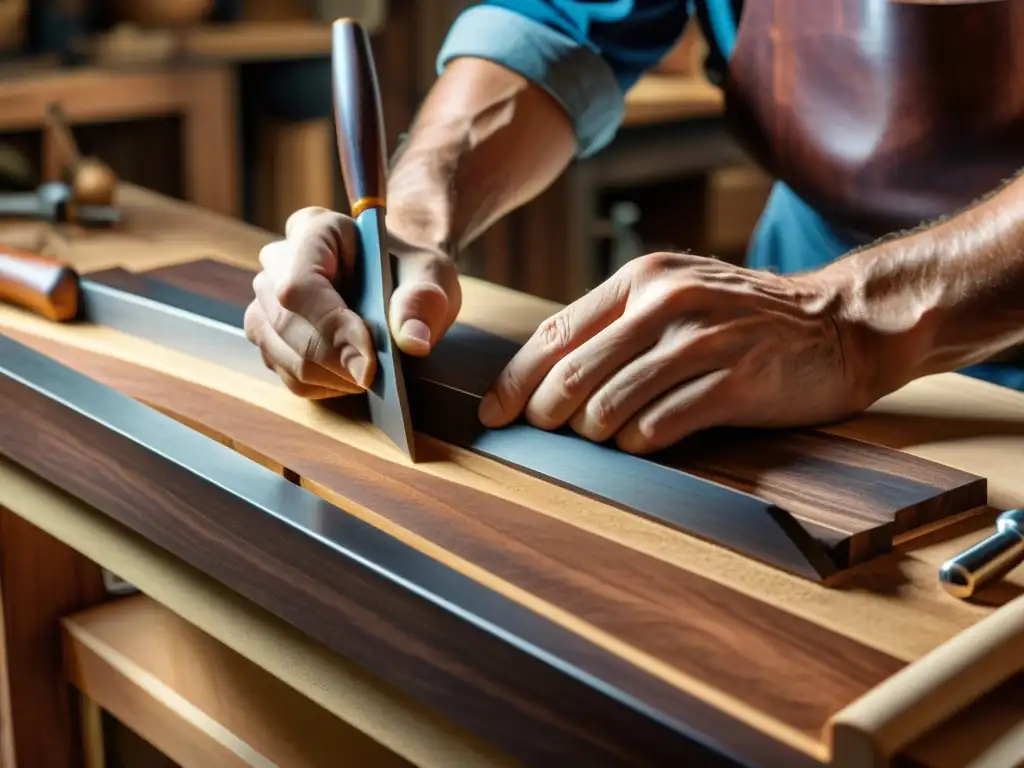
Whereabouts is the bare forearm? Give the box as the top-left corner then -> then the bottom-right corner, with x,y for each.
386,57 -> 577,259
824,171 -> 1024,394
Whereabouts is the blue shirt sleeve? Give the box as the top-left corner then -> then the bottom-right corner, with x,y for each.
436,1 -> 692,158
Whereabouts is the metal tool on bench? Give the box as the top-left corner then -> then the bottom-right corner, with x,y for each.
0,181 -> 120,227
44,101 -> 120,208
0,244 -> 279,382
939,508 -> 1024,599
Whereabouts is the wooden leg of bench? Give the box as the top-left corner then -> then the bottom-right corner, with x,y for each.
79,693 -> 105,768
0,506 -> 107,768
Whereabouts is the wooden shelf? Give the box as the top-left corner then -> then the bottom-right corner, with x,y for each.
623,74 -> 723,127
79,22 -> 338,66
0,65 -> 239,218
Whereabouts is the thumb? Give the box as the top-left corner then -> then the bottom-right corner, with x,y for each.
389,251 -> 461,356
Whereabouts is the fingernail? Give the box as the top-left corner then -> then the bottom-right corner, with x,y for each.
398,319 -> 431,353
342,351 -> 368,388
478,392 -> 502,426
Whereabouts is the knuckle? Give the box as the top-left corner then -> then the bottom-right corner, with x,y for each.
268,304 -> 291,335
313,304 -> 348,344
537,312 -> 573,356
497,363 -> 525,401
258,240 -> 289,271
587,391 -> 615,434
242,300 -> 263,343
284,206 -> 330,234
660,280 -> 698,308
635,413 -> 662,446
299,331 -> 326,365
630,251 -> 673,278
274,279 -> 306,313
251,270 -> 269,299
555,357 -> 584,399
257,242 -> 276,269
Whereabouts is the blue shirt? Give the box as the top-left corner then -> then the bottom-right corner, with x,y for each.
437,1 -> 1024,390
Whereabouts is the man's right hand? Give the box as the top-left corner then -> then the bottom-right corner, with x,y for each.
243,206 -> 461,399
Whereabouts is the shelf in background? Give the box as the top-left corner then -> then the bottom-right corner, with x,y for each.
78,22 -> 335,66
623,74 -> 723,126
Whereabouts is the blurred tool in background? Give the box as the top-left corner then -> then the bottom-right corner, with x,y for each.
44,101 -> 119,207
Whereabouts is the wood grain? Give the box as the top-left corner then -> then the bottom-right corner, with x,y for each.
0,332 -> 810,768
3,327 -> 905,755
103,259 -> 989,571
724,0 -> 1024,237
2,296 -> 1013,666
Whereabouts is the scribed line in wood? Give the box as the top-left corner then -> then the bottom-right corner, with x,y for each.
0,332 -> 817,768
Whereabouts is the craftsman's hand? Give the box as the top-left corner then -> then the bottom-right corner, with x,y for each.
243,206 -> 461,398
478,252 -> 871,453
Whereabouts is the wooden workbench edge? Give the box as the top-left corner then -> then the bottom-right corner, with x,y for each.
826,593 -> 1024,767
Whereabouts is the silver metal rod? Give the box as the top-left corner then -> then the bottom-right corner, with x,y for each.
939,509 -> 1024,598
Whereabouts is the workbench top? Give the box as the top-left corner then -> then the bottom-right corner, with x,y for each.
0,185 -> 1021,768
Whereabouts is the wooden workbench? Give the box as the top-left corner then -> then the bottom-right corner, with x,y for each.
0,186 -> 1022,767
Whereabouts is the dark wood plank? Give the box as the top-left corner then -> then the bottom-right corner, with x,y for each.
0,507 -> 108,768
4,328 -> 905,745
135,260 -> 256,307
0,331 -> 816,768
100,259 -> 989,570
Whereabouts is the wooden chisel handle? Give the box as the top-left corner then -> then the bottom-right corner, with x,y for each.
331,18 -> 387,218
0,246 -> 80,321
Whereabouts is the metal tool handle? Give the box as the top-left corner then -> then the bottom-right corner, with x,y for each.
939,509 -> 1024,598
331,17 -> 387,219
0,246 -> 80,321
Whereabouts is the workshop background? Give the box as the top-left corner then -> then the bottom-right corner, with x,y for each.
0,0 -> 772,305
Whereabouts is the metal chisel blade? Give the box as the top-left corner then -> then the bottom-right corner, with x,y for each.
351,207 -> 416,461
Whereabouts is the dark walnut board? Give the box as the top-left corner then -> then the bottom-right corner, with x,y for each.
95,258 -> 986,571
0,257 -> 1006,767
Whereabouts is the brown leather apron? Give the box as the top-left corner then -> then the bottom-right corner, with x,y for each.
723,0 -> 1024,240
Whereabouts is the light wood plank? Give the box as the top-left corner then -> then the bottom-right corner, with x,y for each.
63,595 -> 412,768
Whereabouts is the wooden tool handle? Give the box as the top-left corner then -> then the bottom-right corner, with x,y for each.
0,246 -> 80,321
44,102 -> 83,167
331,18 -> 387,218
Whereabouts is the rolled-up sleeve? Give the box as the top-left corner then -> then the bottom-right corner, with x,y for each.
436,1 -> 691,158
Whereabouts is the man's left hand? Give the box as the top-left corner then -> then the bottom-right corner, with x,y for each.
477,252 -> 874,454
